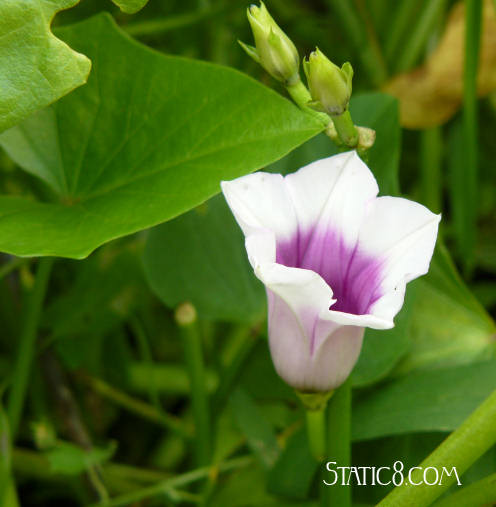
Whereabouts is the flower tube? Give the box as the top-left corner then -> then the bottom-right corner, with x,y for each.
222,151 -> 440,393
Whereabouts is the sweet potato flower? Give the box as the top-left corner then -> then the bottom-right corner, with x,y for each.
222,151 -> 440,392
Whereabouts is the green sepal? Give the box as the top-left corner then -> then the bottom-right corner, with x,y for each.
238,40 -> 260,64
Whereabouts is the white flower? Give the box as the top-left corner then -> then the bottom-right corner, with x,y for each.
221,151 -> 440,392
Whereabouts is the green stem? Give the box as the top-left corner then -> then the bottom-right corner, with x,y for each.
0,403 -> 19,507
322,377 -> 351,507
87,456 -> 253,507
286,79 -> 366,152
7,257 -> 53,439
394,0 -> 448,73
420,127 -> 443,213
384,0 -> 419,62
377,387 -> 496,507
434,472 -> 496,507
332,110 -> 359,148
306,408 -> 326,461
177,304 -> 211,466
13,447 -> 171,484
79,373 -> 191,439
0,257 -> 27,281
286,78 -> 329,126
212,324 -> 260,415
459,0 -> 482,274
130,316 -> 162,413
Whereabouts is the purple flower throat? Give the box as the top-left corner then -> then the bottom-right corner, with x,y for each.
276,227 -> 383,316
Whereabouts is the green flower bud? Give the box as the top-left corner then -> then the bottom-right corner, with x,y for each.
303,48 -> 353,116
240,2 -> 300,85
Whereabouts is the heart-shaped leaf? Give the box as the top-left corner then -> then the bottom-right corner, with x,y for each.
0,14 -> 322,259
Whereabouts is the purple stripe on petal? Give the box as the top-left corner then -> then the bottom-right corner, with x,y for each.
276,227 -> 383,315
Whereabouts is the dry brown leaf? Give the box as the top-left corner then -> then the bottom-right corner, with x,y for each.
383,0 -> 496,129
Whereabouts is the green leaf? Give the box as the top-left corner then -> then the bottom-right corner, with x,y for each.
267,428 -> 318,499
0,403 -> 17,507
229,388 -> 280,468
352,360 -> 496,441
395,244 -> 496,375
239,341 -> 295,402
112,0 -> 148,13
0,0 -> 91,133
43,241 -> 146,342
352,282 -> 416,387
42,241 -> 147,373
351,93 -> 401,195
143,195 -> 265,322
45,441 -> 116,476
210,464 -> 295,507
0,14 -> 322,259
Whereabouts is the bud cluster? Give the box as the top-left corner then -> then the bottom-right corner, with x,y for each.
240,2 -> 354,116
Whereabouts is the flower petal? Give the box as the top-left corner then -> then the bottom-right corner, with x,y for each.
221,173 -> 297,240
278,151 -> 381,314
284,151 -> 378,245
358,196 -> 441,321
267,288 -> 365,391
256,262 -> 335,331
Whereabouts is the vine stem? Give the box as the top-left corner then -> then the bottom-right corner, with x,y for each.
7,257 -> 54,438
377,387 -> 496,507
459,0 -> 482,273
88,456 -> 253,507
420,127 -> 442,213
434,472 -> 496,507
79,373 -> 191,438
176,303 -> 210,466
322,377 -> 351,507
0,257 -> 27,281
0,404 -> 19,507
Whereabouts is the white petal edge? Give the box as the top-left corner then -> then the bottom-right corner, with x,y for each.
256,262 -> 335,316
358,196 -> 441,322
323,308 -> 393,329
221,172 -> 297,242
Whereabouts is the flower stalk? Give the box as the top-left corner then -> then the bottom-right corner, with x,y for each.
7,257 -> 54,439
330,109 -> 358,148
286,78 -> 329,127
298,390 -> 334,461
305,407 -> 326,462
